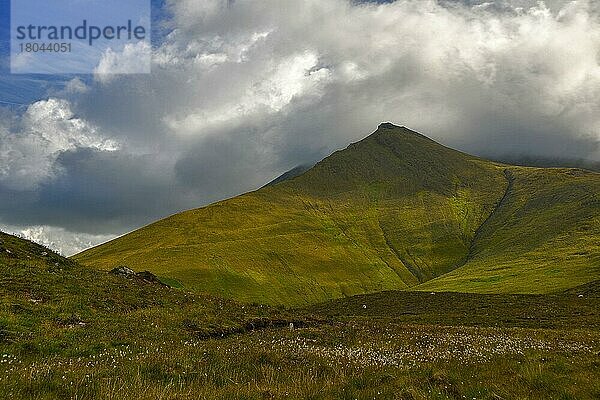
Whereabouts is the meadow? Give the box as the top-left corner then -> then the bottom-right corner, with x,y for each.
2,306 -> 599,399
1,229 -> 598,399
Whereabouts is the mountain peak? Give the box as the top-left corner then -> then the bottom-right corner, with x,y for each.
374,123 -> 430,140
378,122 -> 401,130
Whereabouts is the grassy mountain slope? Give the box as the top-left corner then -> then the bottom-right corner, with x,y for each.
74,124 -> 507,306
418,166 -> 600,293
0,231 -> 308,354
3,232 -> 600,399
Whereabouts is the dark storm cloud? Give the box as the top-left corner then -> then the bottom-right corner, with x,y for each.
0,148 -> 185,234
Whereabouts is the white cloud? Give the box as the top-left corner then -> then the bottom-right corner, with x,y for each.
0,99 -> 118,190
144,0 -> 600,154
94,41 -> 152,82
163,51 -> 331,134
0,224 -> 114,257
64,78 -> 90,95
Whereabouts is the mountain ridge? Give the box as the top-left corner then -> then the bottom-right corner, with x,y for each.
73,124 -> 600,306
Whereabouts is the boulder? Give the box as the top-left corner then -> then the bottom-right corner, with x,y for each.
109,266 -> 136,278
136,270 -> 167,286
109,266 -> 169,287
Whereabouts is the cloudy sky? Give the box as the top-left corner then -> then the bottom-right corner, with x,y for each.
0,0 -> 599,255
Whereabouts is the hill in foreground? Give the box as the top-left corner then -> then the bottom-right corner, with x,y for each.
74,124 -> 600,306
2,232 -> 600,399
0,231 -> 306,351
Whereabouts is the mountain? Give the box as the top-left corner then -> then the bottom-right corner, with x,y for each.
263,164 -> 315,187
418,166 -> 600,293
490,155 -> 600,173
0,230 -> 72,270
73,124 -> 600,306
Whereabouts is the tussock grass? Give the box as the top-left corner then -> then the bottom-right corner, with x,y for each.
1,323 -> 598,399
1,232 -> 599,399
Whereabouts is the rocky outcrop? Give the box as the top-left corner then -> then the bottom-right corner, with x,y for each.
109,266 -> 169,287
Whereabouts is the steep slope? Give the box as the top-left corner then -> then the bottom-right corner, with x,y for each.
417,167 -> 600,293
74,124 -> 507,305
0,231 -> 71,271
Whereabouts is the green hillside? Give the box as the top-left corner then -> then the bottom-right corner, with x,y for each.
73,124 -> 600,306
74,124 -> 506,305
418,167 -> 600,293
0,230 -> 305,356
3,231 -> 600,399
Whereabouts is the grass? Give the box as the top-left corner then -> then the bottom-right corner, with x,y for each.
0,231 -> 318,360
74,124 -> 599,306
308,284 -> 600,329
73,124 -> 519,306
2,232 -> 600,399
418,167 -> 600,294
3,323 -> 599,399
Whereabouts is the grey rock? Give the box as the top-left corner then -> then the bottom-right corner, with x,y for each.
109,266 -> 136,278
